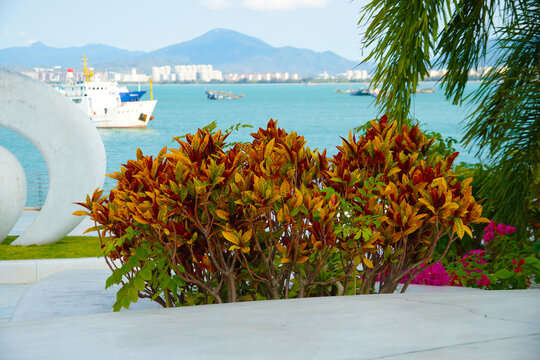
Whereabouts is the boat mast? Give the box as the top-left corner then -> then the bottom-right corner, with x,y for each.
82,55 -> 93,82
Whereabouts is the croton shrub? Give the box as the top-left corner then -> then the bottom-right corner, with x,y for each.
325,116 -> 488,293
76,116 -> 486,310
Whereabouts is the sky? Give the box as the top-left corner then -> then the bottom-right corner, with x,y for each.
0,0 -> 370,61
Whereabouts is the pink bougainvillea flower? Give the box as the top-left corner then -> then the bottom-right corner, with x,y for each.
505,225 -> 516,234
482,220 -> 516,244
476,274 -> 491,287
399,262 -> 450,286
496,223 -> 506,234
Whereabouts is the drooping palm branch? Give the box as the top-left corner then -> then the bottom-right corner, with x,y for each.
358,0 -> 540,234
462,0 -> 540,232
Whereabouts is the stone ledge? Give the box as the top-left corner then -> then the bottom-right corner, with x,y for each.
1,287 -> 539,360
0,257 -> 108,284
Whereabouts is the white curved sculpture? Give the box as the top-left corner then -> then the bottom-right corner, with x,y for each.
0,145 -> 27,243
0,70 -> 106,245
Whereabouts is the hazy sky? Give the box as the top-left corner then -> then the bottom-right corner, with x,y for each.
0,0 -> 369,60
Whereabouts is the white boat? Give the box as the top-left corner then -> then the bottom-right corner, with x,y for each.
59,57 -> 157,128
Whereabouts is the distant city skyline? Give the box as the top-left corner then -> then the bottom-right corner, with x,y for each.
0,0 -> 368,61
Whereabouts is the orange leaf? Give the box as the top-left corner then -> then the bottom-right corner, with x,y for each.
133,215 -> 149,224
72,210 -> 89,217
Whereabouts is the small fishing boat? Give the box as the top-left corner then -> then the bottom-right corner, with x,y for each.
205,90 -> 243,100
350,89 -> 378,96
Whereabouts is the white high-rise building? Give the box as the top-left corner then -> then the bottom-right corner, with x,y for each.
149,64 -> 225,82
151,67 -> 161,82
174,65 -> 197,81
345,70 -> 369,80
121,68 -> 149,82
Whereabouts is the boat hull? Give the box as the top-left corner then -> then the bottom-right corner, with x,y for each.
90,100 -> 157,128
60,79 -> 157,129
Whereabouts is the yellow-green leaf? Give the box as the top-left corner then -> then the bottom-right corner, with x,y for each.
241,246 -> 251,254
215,209 -> 229,221
235,172 -> 243,184
222,231 -> 239,245
277,208 -> 284,223
280,181 -> 290,198
264,138 -> 275,159
463,224 -> 473,238
453,218 -> 465,239
363,257 -> 374,268
241,229 -> 252,243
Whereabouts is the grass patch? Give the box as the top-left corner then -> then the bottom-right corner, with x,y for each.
0,236 -> 103,260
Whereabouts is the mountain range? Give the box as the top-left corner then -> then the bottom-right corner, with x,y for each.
0,29 -> 363,75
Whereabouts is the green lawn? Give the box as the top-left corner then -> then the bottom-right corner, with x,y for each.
0,236 -> 103,260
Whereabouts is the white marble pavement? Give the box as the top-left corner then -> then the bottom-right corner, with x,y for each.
0,269 -> 538,360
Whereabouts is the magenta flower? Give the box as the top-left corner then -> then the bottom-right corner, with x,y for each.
401,262 -> 450,286
505,225 -> 516,234
482,220 -> 516,244
483,231 -> 494,243
476,274 -> 491,287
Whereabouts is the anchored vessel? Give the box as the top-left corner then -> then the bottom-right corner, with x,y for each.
58,57 -> 157,128
350,88 -> 380,97
205,90 -> 243,100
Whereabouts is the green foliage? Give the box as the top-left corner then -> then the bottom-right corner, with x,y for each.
424,131 -> 458,159
446,248 -> 540,290
460,0 -> 540,235
172,121 -> 253,149
228,120 -> 343,300
359,0 -> 446,124
436,0 -> 497,104
359,0 -> 540,240
77,117 -> 486,309
0,236 -> 102,260
354,121 -> 459,162
325,116 -> 487,293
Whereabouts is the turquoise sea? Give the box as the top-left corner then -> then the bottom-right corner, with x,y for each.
0,82 -> 482,204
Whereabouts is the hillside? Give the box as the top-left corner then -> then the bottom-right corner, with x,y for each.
0,42 -> 144,68
0,29 -> 360,75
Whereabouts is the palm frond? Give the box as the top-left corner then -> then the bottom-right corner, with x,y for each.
436,0 -> 498,104
359,0 -> 448,125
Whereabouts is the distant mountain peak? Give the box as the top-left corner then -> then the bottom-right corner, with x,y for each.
0,29 -> 360,75
207,28 -> 236,34
29,41 -> 46,48
189,28 -> 272,49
